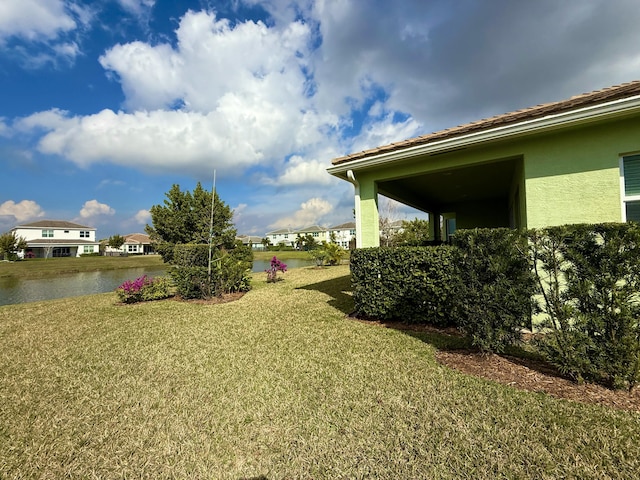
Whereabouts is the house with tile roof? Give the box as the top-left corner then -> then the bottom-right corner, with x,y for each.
265,228 -> 296,247
11,220 -> 100,258
236,235 -> 266,250
328,81 -> 640,247
328,221 -> 357,248
104,233 -> 155,255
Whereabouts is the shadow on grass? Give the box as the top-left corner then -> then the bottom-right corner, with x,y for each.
296,273 -> 354,315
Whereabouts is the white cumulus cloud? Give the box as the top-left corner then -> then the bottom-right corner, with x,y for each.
269,197 -> 333,229
79,199 -> 115,218
0,0 -> 76,41
133,209 -> 151,224
0,199 -> 45,222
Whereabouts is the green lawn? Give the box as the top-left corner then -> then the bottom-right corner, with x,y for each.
1,265 -> 639,478
0,255 -> 165,279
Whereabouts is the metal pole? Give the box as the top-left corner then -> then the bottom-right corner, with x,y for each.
208,169 -> 216,280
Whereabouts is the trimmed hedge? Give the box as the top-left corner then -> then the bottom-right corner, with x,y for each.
530,223 -> 640,390
351,246 -> 458,326
452,228 -> 535,353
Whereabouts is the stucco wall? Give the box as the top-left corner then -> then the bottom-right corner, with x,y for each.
522,118 -> 640,228
350,114 -> 640,247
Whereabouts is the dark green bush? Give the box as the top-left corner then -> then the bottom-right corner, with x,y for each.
170,243 -> 253,299
173,244 -> 210,267
451,228 -> 535,354
351,246 -> 458,326
530,223 -> 640,390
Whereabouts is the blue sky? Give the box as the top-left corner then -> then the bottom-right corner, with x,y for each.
1,0 -> 640,239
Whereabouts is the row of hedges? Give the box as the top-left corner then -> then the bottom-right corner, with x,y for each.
351,224 -> 640,390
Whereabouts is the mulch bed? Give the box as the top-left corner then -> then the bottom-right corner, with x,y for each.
353,318 -> 640,413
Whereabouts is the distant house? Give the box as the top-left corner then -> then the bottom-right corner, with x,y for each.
294,225 -> 330,245
11,220 -> 100,258
328,81 -> 640,247
236,235 -> 266,250
265,228 -> 296,247
104,233 -> 155,255
327,222 -> 356,248
263,223 -> 356,249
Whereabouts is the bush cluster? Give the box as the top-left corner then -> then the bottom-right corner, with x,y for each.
351,246 -> 458,326
530,223 -> 640,390
452,229 -> 535,353
351,223 -> 640,390
116,275 -> 172,304
170,243 -> 253,299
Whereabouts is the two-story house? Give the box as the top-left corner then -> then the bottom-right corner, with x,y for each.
11,220 -> 100,258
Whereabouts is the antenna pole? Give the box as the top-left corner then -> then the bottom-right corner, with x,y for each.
208,169 -> 216,280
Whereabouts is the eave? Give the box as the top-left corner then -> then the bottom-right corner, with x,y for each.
327,94 -> 640,180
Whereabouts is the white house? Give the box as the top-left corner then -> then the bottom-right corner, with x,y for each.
12,220 -> 100,258
294,225 -> 330,244
328,222 -> 356,248
265,228 -> 296,247
104,233 -> 155,255
236,235 -> 266,250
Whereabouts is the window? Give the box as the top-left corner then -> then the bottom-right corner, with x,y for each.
350,229 -> 356,236
312,232 -> 319,237
622,154 -> 640,222
284,234 -> 288,239
128,245 -> 136,252
83,246 -> 93,253
42,229 -> 53,238
80,231 -> 90,238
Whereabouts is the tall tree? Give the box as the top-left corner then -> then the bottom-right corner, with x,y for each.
145,183 -> 236,261
108,234 -> 126,250
393,218 -> 431,246
0,231 -> 27,260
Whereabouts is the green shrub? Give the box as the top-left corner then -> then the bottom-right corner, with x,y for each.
451,228 -> 535,354
351,246 -> 458,326
530,223 -> 640,390
173,244 -> 210,267
170,266 -> 211,299
116,275 -> 172,304
170,244 -> 253,299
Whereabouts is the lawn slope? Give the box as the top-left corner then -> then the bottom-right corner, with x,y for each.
1,265 -> 639,478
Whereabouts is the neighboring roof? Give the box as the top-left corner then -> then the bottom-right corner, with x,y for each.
330,222 -> 356,230
237,235 -> 263,244
332,80 -> 640,166
13,220 -> 95,230
124,233 -> 151,244
266,228 -> 295,235
295,225 -> 325,233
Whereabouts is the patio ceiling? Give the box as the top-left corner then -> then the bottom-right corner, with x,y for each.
377,157 -> 518,213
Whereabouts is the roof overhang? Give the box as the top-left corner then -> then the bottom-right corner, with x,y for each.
328,94 -> 640,179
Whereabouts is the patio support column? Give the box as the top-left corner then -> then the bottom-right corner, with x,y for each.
347,170 -> 363,249
351,172 -> 380,248
430,212 -> 442,241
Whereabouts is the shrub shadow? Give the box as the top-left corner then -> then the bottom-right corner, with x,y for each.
296,273 -> 353,315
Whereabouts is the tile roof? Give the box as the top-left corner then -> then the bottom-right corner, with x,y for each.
124,233 -> 151,244
330,222 -> 356,230
332,80 -> 640,165
14,220 -> 94,229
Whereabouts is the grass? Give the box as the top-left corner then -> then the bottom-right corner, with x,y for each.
1,265 -> 639,478
0,255 -> 165,279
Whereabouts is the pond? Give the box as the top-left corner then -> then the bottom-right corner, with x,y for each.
0,258 -> 315,306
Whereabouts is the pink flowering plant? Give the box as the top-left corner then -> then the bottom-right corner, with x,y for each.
116,275 -> 172,304
265,256 -> 287,283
